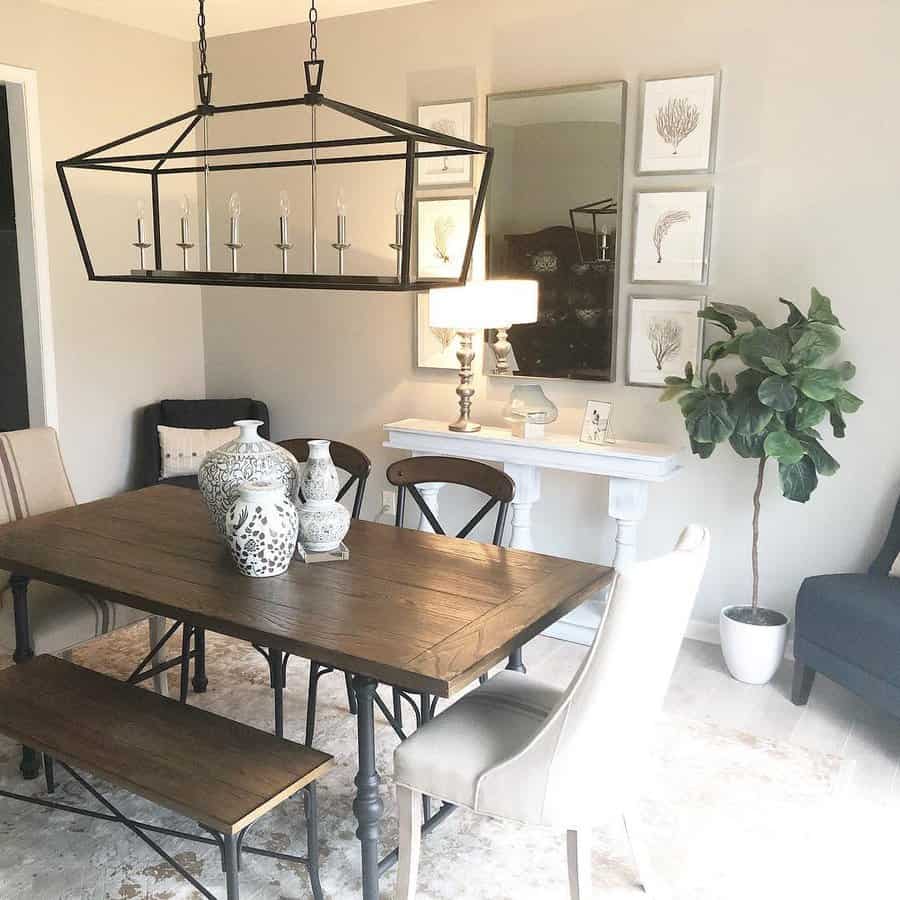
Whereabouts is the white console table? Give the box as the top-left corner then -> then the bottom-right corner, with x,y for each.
384,418 -> 683,644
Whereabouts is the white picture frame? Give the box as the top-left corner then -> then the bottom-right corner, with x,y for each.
416,292 -> 481,370
417,99 -> 475,188
416,196 -> 473,279
637,72 -> 720,175
580,400 -> 613,445
631,189 -> 712,285
626,295 -> 707,387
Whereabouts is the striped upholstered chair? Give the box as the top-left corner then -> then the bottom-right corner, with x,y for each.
0,427 -> 168,690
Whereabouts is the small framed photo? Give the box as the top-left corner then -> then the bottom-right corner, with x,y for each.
580,400 -> 613,445
416,196 -> 473,279
637,72 -> 721,175
417,99 -> 475,188
631,189 -> 712,285
416,292 -> 481,369
627,295 -> 706,387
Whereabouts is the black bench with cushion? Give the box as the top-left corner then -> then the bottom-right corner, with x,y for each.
141,398 -> 271,489
793,493 -> 900,717
0,655 -> 332,900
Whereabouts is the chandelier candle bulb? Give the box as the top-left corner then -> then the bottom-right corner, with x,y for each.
274,189 -> 294,274
332,190 -> 350,275
390,189 -> 404,279
176,195 -> 195,271
225,192 -> 243,273
133,199 -> 152,269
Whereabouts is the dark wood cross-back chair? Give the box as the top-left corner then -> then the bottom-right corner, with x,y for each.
385,456 -> 525,738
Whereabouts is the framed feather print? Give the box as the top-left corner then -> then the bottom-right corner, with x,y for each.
415,196 -> 473,279
637,72 -> 721,175
631,189 -> 712,285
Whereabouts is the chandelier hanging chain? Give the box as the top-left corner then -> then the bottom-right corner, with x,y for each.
308,1 -> 318,61
197,0 -> 209,76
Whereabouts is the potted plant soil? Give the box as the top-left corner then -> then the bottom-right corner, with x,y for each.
662,288 -> 861,684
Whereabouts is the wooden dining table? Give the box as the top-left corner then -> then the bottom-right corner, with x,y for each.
0,484 -> 613,899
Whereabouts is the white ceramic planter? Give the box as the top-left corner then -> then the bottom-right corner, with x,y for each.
719,605 -> 790,685
225,480 -> 299,578
297,439 -> 351,552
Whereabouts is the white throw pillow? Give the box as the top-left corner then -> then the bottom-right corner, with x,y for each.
890,554 -> 900,577
158,425 -> 239,479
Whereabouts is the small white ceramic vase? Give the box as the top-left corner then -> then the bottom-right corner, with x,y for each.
198,419 -> 300,537
297,439 -> 351,552
719,605 -> 790,685
225,480 -> 299,578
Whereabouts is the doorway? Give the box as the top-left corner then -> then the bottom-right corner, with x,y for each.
0,84 -> 29,431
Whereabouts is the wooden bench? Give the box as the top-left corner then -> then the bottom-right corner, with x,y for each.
0,655 -> 333,900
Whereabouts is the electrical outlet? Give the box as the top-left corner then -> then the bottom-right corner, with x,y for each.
382,490 -> 396,515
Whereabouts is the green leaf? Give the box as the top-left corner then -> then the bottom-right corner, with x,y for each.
739,327 -> 792,372
789,323 -> 841,366
764,431 -> 806,464
779,297 -> 807,328
838,361 -> 856,381
684,361 -> 696,384
779,456 -> 818,502
708,372 -> 725,394
685,394 -> 735,444
828,404 -> 846,438
735,368 -> 765,391
835,389 -> 863,413
729,387 -> 774,436
729,431 -> 766,459
808,287 -> 844,329
711,302 -> 763,327
797,367 -> 842,402
678,390 -> 705,415
690,438 -> 715,459
698,307 -> 737,336
704,336 -> 742,362
761,356 -> 789,376
794,398 -> 828,430
659,384 -> 689,402
664,375 -> 687,386
796,435 -> 840,476
758,375 -> 799,412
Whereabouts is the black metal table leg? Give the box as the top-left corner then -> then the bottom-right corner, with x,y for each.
11,575 -> 39,780
506,646 -> 526,674
271,648 -> 284,738
43,754 -> 55,793
192,627 -> 208,693
352,675 -> 384,900
304,785 -> 324,900
179,625 -> 193,704
420,693 -> 432,821
223,832 -> 240,900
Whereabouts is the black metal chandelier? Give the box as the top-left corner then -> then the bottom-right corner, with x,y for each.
57,1 -> 493,291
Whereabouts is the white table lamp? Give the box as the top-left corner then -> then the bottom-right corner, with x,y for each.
429,280 -> 538,432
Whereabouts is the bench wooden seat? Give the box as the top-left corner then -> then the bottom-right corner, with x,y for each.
0,655 -> 333,899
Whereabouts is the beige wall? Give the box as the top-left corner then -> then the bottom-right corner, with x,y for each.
1,0 -> 205,500
201,0 -> 900,626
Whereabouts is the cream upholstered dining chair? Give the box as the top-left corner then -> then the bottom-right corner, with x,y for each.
393,525 -> 710,900
0,428 -> 168,694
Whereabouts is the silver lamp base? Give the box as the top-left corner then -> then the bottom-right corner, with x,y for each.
448,329 -> 480,433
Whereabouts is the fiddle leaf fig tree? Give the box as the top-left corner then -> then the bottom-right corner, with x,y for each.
662,288 -> 861,618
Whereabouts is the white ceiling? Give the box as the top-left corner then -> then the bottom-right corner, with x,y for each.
40,0 -> 435,41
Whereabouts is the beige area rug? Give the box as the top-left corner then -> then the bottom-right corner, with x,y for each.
0,627 -> 848,900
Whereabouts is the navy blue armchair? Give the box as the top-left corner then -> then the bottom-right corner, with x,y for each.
793,495 -> 900,716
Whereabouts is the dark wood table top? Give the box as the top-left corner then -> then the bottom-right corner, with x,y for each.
0,486 -> 612,696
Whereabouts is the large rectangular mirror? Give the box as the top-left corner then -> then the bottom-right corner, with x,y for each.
486,81 -> 626,381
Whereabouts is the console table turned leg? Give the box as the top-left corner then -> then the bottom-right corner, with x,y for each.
503,462 -> 541,552
608,478 -> 649,571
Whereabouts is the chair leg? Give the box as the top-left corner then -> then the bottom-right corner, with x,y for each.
791,662 -> 816,706
566,829 -> 591,900
394,785 -> 422,900
306,662 -> 321,747
623,806 -> 668,899
346,671 -> 358,715
179,624 -> 193,704
43,754 -> 55,794
147,616 -> 170,697
192,627 -> 208,693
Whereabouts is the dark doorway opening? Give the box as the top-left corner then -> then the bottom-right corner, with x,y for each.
0,85 -> 28,432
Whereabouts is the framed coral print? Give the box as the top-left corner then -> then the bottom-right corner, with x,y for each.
626,295 -> 706,387
637,72 -> 720,175
631,189 -> 712,285
416,99 -> 475,188
416,196 -> 473,279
